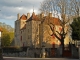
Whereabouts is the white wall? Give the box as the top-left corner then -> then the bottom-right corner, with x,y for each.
0,31 -> 1,47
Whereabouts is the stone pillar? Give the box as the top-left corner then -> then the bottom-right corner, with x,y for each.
27,48 -> 29,57
42,42 -> 46,58
42,47 -> 46,58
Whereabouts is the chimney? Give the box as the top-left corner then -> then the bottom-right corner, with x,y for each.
49,13 -> 52,17
40,12 -> 44,18
17,13 -> 20,20
27,13 -> 30,19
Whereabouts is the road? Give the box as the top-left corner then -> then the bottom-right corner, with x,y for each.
3,57 -> 79,60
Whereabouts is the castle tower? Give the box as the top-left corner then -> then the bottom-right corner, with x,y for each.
14,13 -> 27,47
26,12 -> 41,47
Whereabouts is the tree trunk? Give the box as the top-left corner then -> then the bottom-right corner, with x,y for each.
61,40 -> 64,57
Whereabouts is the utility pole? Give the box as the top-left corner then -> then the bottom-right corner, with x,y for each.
0,28 -> 3,60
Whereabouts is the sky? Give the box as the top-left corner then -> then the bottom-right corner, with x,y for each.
0,0 -> 44,28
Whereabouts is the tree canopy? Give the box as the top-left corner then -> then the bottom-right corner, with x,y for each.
0,22 -> 14,47
70,17 -> 80,40
40,0 -> 80,16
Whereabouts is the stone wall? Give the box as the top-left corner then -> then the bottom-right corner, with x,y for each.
3,48 -> 40,58
3,51 -> 27,57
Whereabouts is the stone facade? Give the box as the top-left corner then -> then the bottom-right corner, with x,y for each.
14,12 -> 71,48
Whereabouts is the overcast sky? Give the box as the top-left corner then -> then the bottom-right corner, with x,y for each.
0,0 -> 44,28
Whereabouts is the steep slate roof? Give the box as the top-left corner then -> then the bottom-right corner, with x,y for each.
26,12 -> 39,22
20,14 -> 27,20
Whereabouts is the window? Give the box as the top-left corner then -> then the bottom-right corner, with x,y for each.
23,42 -> 24,47
21,36 -> 22,41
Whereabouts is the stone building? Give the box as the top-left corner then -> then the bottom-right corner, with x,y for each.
15,12 -> 41,47
14,12 -> 71,49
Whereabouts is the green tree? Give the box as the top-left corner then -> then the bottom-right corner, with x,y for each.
70,17 -> 80,40
1,28 -> 14,47
0,22 -> 14,59
0,22 -> 14,47
0,22 -> 14,32
9,32 -> 14,45
1,32 -> 10,47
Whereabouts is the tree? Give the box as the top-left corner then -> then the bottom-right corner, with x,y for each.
1,27 -> 14,47
1,32 -> 10,47
9,32 -> 14,45
0,22 -> 14,47
0,22 -> 14,32
40,0 -> 80,56
70,17 -> 80,40
40,0 -> 80,16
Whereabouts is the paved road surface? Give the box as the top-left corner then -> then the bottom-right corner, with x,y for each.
3,57 -> 79,60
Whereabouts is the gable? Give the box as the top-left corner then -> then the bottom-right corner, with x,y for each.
20,14 -> 27,20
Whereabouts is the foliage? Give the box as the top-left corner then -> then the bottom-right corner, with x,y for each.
0,22 -> 14,47
0,22 -> 14,32
70,17 -> 80,40
9,32 -> 14,44
1,33 -> 10,46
